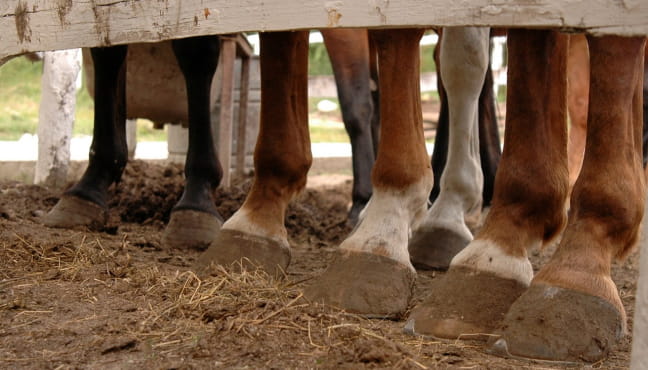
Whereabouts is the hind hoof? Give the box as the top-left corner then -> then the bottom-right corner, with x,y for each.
305,250 -> 415,319
409,226 -> 471,270
488,284 -> 624,363
194,229 -> 290,278
162,209 -> 222,250
405,267 -> 527,340
41,195 -> 107,230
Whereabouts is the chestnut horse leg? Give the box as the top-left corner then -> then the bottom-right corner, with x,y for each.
306,29 -> 431,318
196,31 -> 311,276
492,35 -> 646,363
407,29 -> 570,339
566,33 -> 590,191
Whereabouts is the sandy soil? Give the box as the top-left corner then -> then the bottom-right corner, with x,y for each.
0,160 -> 638,369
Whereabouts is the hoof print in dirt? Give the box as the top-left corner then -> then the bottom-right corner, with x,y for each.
305,250 -> 416,319
488,284 -> 624,363
193,229 -> 291,278
405,267 -> 527,340
408,226 -> 471,270
162,209 -> 223,251
40,195 -> 108,230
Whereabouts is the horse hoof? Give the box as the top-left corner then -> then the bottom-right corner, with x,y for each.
408,226 -> 471,270
405,267 -> 527,339
305,250 -> 416,319
488,284 -> 624,363
162,209 -> 222,250
193,229 -> 291,278
41,195 -> 108,229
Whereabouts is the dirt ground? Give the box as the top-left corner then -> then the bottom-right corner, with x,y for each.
0,159 -> 639,369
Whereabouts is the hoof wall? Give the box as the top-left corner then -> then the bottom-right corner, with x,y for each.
162,210 -> 222,250
406,267 -> 527,339
488,284 -> 624,363
409,227 -> 470,270
194,229 -> 290,278
41,195 -> 107,229
305,250 -> 415,319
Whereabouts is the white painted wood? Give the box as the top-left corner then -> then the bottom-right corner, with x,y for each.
2,0 -> 647,63
34,48 -> 81,188
126,119 -> 137,159
631,195 -> 648,369
218,38 -> 236,188
167,124 -> 187,164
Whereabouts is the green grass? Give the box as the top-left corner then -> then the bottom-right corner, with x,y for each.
1,53 -> 443,144
0,57 -> 166,141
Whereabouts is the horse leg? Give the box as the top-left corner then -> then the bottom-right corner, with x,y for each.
430,32 -> 501,209
407,29 -> 570,339
161,36 -> 223,250
478,61 -> 502,207
42,45 -> 128,229
321,29 -> 375,225
492,35 -> 646,363
195,31 -> 311,276
643,43 -> 648,167
306,29 -> 431,318
566,33 -> 590,191
368,38 -> 380,156
409,27 -> 489,270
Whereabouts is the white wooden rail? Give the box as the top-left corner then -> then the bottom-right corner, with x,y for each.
2,0 -> 648,63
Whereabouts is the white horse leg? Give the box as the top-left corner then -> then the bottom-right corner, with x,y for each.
409,27 -> 489,270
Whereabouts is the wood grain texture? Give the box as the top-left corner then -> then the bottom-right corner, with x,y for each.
1,0 -> 647,62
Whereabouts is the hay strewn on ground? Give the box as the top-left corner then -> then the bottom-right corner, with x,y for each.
0,161 -> 637,368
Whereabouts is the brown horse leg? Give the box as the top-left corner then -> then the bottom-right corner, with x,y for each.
407,29 -> 569,339
195,31 -> 311,276
306,28 -> 430,318
492,35 -> 645,363
566,33 -> 590,191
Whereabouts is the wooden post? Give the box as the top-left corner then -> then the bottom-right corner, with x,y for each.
236,51 -> 250,177
218,38 -> 236,188
34,48 -> 81,188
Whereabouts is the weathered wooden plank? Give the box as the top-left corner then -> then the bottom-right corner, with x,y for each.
2,0 -> 647,63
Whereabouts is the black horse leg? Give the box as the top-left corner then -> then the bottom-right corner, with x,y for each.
43,45 -> 128,229
323,30 -> 375,225
430,39 -> 449,204
476,63 -> 501,207
162,36 -> 223,250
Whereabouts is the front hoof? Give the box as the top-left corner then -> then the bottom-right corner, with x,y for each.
162,209 -> 222,250
409,227 -> 471,270
193,229 -> 290,278
488,284 -> 624,363
41,195 -> 108,229
305,250 -> 416,319
405,267 -> 527,340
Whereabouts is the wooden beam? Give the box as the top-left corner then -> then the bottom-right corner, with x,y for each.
217,37 -> 236,188
2,0 -> 648,62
